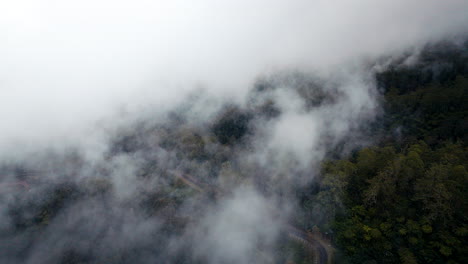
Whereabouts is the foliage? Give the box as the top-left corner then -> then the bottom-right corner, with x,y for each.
325,142 -> 467,263
303,43 -> 468,263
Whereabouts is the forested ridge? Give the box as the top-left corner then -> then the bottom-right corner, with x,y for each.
298,41 -> 468,263
1,41 -> 467,264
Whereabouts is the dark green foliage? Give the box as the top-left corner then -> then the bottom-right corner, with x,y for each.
328,142 -> 468,264
303,43 -> 468,263
7,182 -> 82,230
376,41 -> 468,93
376,41 -> 468,146
251,71 -> 342,110
212,106 -> 252,145
382,76 -> 468,145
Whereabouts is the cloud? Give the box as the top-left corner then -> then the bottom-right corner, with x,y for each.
0,0 -> 467,154
191,186 -> 282,264
0,1 -> 467,263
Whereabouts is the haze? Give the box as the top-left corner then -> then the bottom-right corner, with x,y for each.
0,0 -> 466,155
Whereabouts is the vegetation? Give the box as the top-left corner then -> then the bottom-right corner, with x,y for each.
1,41 -> 466,263
299,41 -> 468,263
325,142 -> 467,264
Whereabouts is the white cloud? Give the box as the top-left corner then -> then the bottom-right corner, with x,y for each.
0,1 -> 466,154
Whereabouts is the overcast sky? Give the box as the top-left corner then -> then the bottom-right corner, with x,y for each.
0,0 -> 467,154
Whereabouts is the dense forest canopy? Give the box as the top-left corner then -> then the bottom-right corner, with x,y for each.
297,40 -> 468,264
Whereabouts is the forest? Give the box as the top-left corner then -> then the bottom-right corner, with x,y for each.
1,41 -> 467,264
297,41 -> 468,263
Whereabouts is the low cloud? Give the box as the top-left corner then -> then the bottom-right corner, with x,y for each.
0,1 -> 467,263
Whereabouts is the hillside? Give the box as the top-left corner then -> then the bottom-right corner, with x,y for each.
0,41 -> 467,264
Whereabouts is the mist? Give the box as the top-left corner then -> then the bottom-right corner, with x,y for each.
1,0 -> 467,152
1,1 -> 467,263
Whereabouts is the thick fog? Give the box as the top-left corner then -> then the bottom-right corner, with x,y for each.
0,1 -> 467,264
1,0 -> 467,153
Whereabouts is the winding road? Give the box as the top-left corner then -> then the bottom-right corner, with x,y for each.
1,170 -> 332,263
170,170 -> 332,264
